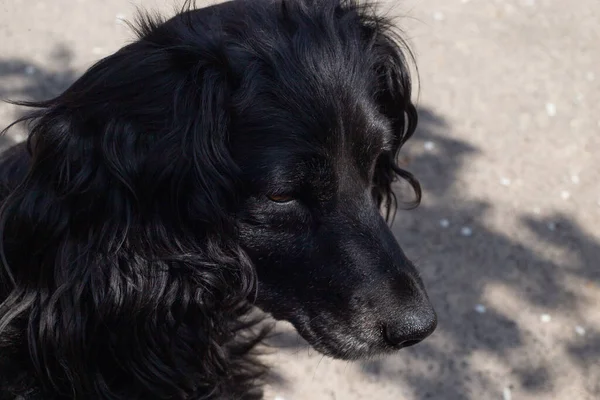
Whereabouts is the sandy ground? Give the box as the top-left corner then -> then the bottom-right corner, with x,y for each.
1,0 -> 599,399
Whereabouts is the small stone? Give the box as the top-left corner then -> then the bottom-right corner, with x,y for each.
424,141 -> 435,151
274,397 -> 286,400
540,314 -> 551,323
460,227 -> 473,237
586,72 -> 596,81
503,387 -> 512,400
545,103 -> 557,117
575,326 -> 586,336
533,207 -> 541,215
523,0 -> 536,6
560,190 -> 571,200
433,11 -> 445,21
24,65 -> 35,75
475,304 -> 486,314
500,177 -> 511,186
547,222 -> 556,231
570,175 -> 580,184
439,219 -> 450,228
13,133 -> 25,142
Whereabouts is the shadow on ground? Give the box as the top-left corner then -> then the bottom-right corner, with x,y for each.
265,109 -> 599,398
1,46 -> 598,400
0,44 -> 78,149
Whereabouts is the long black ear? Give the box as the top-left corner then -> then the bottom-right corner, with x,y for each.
362,12 -> 421,222
0,13 -> 260,398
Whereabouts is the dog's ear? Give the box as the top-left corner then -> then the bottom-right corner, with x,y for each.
0,21 -> 258,397
365,18 -> 421,221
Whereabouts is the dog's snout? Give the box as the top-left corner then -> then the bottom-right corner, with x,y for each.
382,305 -> 437,348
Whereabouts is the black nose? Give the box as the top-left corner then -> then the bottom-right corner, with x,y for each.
383,307 -> 437,348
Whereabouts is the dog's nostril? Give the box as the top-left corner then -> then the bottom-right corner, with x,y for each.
383,325 -> 424,348
382,308 -> 437,348
399,339 -> 421,347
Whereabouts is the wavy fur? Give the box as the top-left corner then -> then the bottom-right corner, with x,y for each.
0,1 -> 431,398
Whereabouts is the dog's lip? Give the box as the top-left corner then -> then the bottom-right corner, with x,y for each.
283,316 -> 393,360
264,307 -> 424,358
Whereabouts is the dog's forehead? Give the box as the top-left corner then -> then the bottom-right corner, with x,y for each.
227,0 -> 393,170
234,92 -> 391,159
232,99 -> 392,192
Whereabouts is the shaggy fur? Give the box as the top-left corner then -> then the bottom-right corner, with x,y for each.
0,0 -> 436,398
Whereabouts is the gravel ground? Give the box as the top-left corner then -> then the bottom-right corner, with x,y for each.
1,0 -> 598,399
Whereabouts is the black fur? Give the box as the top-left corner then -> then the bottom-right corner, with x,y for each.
0,0 -> 436,398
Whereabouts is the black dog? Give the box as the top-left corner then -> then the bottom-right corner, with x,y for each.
0,0 -> 436,398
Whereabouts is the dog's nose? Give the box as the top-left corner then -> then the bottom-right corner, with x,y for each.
383,306 -> 437,348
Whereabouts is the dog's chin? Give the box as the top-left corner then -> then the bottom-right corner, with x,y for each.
286,317 -> 395,361
261,304 -> 403,360
300,334 -> 385,361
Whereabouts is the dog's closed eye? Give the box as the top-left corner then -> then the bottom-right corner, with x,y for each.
267,194 -> 295,203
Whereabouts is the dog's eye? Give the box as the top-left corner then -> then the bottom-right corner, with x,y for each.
267,194 -> 295,203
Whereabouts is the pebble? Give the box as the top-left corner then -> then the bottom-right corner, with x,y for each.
13,133 -> 24,142
587,72 -> 596,82
500,177 -> 511,186
540,314 -> 551,323
460,226 -> 473,237
523,0 -> 536,6
24,65 -> 36,75
547,222 -> 556,231
274,397 -> 286,400
503,387 -> 512,400
475,304 -> 486,314
433,11 -> 445,21
545,103 -> 557,117
560,190 -> 571,200
570,175 -> 580,184
424,141 -> 436,151
575,326 -> 586,336
439,219 -> 450,228
533,207 -> 541,215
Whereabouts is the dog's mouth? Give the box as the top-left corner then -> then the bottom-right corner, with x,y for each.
279,313 -> 406,360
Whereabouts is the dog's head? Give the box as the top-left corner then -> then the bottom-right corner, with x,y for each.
223,0 -> 437,359
1,2 -> 435,390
